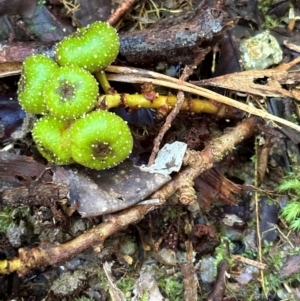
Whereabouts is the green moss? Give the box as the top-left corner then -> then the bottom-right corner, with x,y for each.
258,0 -> 291,29
277,169 -> 300,231
157,272 -> 184,300
0,206 -> 30,233
116,276 -> 135,300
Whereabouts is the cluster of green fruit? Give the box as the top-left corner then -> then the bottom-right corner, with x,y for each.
17,21 -> 133,170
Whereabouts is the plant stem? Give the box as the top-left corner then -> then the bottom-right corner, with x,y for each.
94,71 -> 111,93
98,93 -> 223,115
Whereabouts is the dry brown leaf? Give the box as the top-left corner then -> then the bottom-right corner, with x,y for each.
193,57 -> 300,100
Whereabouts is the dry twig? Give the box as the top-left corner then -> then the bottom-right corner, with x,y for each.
107,0 -> 138,26
148,66 -> 194,164
207,260 -> 229,301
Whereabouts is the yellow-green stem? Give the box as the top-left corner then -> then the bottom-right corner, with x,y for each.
98,93 -> 222,115
94,71 -> 111,93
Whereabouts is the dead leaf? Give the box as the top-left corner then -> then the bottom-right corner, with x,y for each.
193,57 -> 300,100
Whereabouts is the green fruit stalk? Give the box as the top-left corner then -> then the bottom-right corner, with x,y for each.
71,110 -> 133,170
55,21 -> 119,73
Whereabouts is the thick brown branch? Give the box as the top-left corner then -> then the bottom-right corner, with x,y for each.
152,116 -> 260,200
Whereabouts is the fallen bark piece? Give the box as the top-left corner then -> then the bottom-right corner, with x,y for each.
132,264 -> 165,301
194,169 -> 241,209
0,151 -> 50,190
119,5 -> 233,65
52,160 -> 170,217
279,255 -> 300,279
52,141 -> 187,217
1,183 -> 69,208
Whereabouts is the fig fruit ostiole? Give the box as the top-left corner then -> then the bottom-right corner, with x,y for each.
44,65 -> 99,120
71,110 -> 133,170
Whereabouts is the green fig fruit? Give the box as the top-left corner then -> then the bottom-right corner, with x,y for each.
55,21 -> 119,73
71,110 -> 133,170
32,115 -> 74,164
18,54 -> 58,114
44,65 -> 98,120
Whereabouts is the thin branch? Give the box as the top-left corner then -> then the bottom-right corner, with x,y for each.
148,66 -> 194,164
107,0 -> 138,26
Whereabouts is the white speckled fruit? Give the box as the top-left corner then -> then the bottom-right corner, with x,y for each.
44,66 -> 98,120
18,55 -> 58,114
32,115 -> 74,164
55,21 -> 120,73
71,110 -> 133,170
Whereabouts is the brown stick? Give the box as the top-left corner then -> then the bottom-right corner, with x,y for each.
0,116 -> 260,276
148,66 -> 194,164
107,0 -> 138,26
181,262 -> 198,301
207,260 -> 229,301
152,116 -> 259,200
